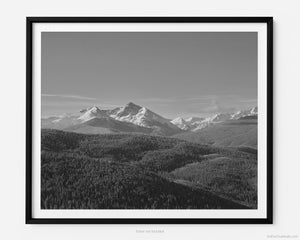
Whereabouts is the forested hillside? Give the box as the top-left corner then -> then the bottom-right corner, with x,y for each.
41,129 -> 257,209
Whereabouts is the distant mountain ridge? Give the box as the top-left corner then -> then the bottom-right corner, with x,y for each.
173,117 -> 257,149
42,102 -> 257,138
42,102 -> 182,136
171,107 -> 257,131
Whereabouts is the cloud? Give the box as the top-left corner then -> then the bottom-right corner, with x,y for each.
137,95 -> 217,104
42,93 -> 98,101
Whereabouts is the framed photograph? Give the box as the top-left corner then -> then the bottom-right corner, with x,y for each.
26,17 -> 273,224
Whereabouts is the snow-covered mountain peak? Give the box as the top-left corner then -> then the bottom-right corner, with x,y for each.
89,106 -> 101,113
230,106 -> 258,120
79,106 -> 101,114
172,117 -> 186,124
171,117 -> 190,130
77,106 -> 108,122
209,113 -> 232,122
120,102 -> 142,113
108,103 -> 179,131
126,102 -> 141,109
112,102 -> 142,118
171,106 -> 258,132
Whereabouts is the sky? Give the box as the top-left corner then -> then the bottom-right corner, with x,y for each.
41,32 -> 257,118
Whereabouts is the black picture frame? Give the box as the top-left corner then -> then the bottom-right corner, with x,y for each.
26,16 -> 273,224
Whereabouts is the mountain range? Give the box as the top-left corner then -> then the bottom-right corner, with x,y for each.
172,107 -> 257,148
171,107 -> 257,131
42,102 -> 257,147
42,102 -> 182,136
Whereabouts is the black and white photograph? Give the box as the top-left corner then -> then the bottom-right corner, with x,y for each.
26,17 -> 272,223
41,31 -> 258,210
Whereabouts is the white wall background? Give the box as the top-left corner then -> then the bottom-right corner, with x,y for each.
0,0 -> 299,239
